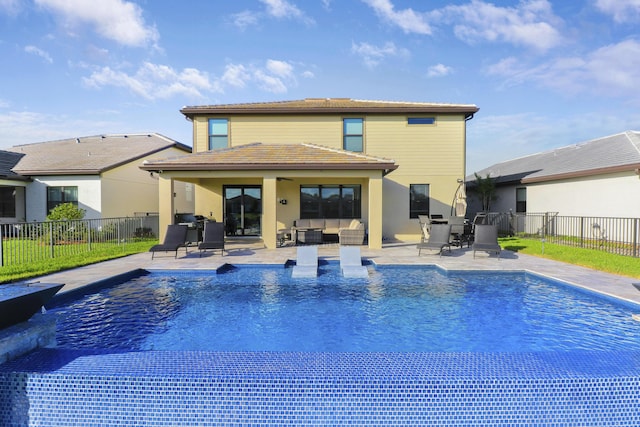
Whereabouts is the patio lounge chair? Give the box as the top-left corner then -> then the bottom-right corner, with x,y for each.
150,224 -> 188,259
292,245 -> 318,278
472,224 -> 501,259
448,216 -> 470,248
198,221 -> 225,256
417,224 -> 452,256
339,246 -> 368,278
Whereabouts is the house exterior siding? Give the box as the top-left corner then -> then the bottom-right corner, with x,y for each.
526,172 -> 640,217
101,146 -> 193,218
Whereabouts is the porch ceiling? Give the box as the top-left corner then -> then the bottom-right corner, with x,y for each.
140,142 -> 398,173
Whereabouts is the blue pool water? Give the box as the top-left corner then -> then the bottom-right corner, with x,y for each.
50,264 -> 640,352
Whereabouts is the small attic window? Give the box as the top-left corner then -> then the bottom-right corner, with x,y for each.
408,117 -> 435,125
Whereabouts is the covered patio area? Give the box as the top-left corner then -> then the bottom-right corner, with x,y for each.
140,143 -> 398,249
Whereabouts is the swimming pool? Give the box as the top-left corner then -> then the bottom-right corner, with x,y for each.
3,262 -> 640,426
50,264 -> 640,352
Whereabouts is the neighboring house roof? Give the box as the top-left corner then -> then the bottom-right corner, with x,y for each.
180,98 -> 479,119
469,131 -> 640,185
140,142 -> 398,174
0,150 -> 29,181
7,133 -> 191,176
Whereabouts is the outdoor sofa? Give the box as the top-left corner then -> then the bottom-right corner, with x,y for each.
291,218 -> 366,245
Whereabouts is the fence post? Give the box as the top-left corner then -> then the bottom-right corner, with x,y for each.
634,218 -> 638,258
0,226 -> 4,267
49,222 -> 54,258
87,219 -> 91,251
579,217 -> 584,248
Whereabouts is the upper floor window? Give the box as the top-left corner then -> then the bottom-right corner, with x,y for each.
47,186 -> 78,214
208,118 -> 228,150
408,117 -> 435,125
343,118 -> 363,152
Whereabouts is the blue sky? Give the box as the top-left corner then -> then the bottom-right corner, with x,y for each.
1,0 -> 639,173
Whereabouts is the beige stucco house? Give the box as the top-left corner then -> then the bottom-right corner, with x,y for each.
6,133 -> 193,221
141,98 -> 478,249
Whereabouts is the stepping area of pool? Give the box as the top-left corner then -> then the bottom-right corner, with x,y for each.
3,242 -> 640,426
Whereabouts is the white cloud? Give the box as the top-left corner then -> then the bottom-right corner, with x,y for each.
0,111 -> 116,148
230,10 -> 260,30
219,64 -> 251,89
83,63 -> 213,100
361,0 -> 431,34
351,41 -> 409,68
34,0 -> 159,47
255,59 -> 298,93
486,39 -> 640,98
259,0 -> 314,25
426,63 -> 453,77
439,0 -> 563,52
82,59 -> 307,98
24,45 -> 53,63
594,0 -> 640,23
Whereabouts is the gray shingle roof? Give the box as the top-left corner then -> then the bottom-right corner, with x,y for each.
469,131 -> 640,184
0,150 -> 28,181
7,133 -> 190,175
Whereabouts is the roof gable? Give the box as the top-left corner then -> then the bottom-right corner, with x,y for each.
140,142 -> 398,173
8,133 -> 190,176
470,131 -> 640,184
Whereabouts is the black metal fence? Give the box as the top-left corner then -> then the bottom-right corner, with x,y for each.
479,212 -> 640,257
0,216 -> 159,267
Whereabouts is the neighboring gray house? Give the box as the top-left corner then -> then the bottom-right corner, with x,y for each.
5,133 -> 193,222
466,131 -> 640,219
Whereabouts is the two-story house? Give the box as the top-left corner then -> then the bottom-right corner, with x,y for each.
140,98 -> 478,249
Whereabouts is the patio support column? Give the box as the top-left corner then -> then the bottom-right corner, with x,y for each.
368,175 -> 383,249
262,176 -> 277,249
158,175 -> 175,241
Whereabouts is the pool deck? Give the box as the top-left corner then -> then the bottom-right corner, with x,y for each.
37,239 -> 640,307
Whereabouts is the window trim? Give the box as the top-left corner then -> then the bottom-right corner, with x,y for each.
343,117 -> 364,152
47,186 -> 79,214
516,187 -> 527,213
407,117 -> 436,125
208,118 -> 229,151
299,184 -> 362,219
409,184 -> 430,219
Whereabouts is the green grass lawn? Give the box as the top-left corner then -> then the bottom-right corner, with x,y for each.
0,239 -> 156,284
2,236 -> 640,284
499,236 -> 640,278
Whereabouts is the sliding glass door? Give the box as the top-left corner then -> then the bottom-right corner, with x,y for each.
224,186 -> 262,236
